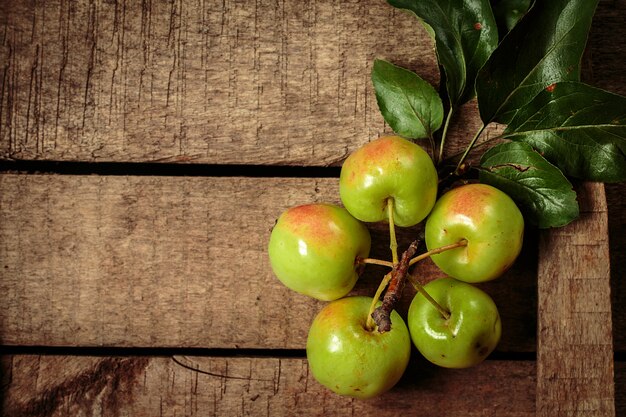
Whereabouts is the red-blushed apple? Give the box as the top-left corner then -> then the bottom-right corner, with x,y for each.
425,183 -> 524,282
407,277 -> 501,368
306,296 -> 411,398
268,203 -> 371,301
339,136 -> 438,227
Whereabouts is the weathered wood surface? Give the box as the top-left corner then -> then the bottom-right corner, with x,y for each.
2,0 -> 622,166
0,174 -> 537,351
0,0 -> 433,165
0,0 -> 623,414
537,182 -> 615,415
588,8 -> 626,414
589,1 -> 626,362
586,0 -> 626,98
0,0 -> 504,165
607,182 -> 626,351
3,357 -> 626,416
1,355 -> 536,417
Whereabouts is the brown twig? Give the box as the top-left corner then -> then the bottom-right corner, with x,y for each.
371,240 -> 419,333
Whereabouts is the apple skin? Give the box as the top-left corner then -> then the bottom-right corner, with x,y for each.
306,296 -> 411,398
268,203 -> 371,301
425,183 -> 524,283
407,277 -> 501,368
339,136 -> 438,227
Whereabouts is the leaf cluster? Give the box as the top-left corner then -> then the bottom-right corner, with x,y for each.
374,0 -> 625,228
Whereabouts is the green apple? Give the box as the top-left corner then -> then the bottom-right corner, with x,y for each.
407,277 -> 501,368
268,203 -> 371,301
425,183 -> 524,282
306,296 -> 411,398
339,136 -> 438,227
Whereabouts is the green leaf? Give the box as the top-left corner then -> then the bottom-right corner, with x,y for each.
371,59 -> 444,139
491,0 -> 531,35
476,0 -> 598,124
504,82 -> 626,182
387,0 -> 498,106
479,142 -> 579,228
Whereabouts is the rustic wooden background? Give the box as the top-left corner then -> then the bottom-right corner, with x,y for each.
0,0 -> 623,415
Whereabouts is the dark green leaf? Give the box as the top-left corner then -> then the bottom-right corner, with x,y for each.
476,0 -> 598,124
491,0 -> 531,35
388,0 -> 497,106
479,142 -> 579,228
371,59 -> 444,139
504,82 -> 626,182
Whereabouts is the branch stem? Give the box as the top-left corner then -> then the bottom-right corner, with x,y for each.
371,240 -> 419,332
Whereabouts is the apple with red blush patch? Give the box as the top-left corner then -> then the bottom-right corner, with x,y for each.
425,183 -> 524,283
339,136 -> 438,227
268,203 -> 371,301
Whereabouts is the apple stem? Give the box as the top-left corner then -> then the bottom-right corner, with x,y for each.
365,271 -> 393,331
408,239 -> 468,267
387,199 -> 399,265
428,135 -> 437,164
437,107 -> 454,166
371,240 -> 419,333
357,257 -> 394,268
455,124 -> 486,175
408,275 -> 451,320
439,135 -> 503,166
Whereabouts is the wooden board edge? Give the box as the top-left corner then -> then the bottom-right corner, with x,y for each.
536,182 -> 615,416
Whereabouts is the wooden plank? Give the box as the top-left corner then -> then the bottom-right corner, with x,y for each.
0,0 -> 504,165
588,5 -> 626,411
0,355 -> 536,416
536,182 -> 615,416
0,174 -> 537,351
586,0 -> 626,96
0,0 -> 422,164
606,183 -> 626,352
1,1 -> 622,166
588,0 -> 626,357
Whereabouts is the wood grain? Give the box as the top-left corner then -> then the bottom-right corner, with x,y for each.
1,0 -> 622,166
607,182 -> 626,352
536,182 -> 615,416
0,174 -> 537,351
586,0 -> 626,97
0,0 -> 506,165
0,0 -> 434,165
0,0 -> 623,413
587,0 -> 626,356
0,355 -> 536,417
